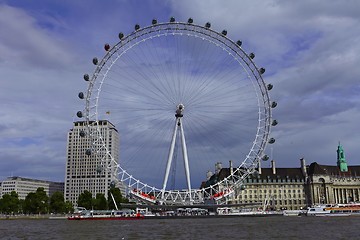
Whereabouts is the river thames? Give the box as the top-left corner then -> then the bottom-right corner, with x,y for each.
0,216 -> 359,239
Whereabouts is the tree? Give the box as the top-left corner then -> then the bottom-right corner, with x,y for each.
35,187 -> 49,214
64,201 -> 74,213
0,191 -> 20,214
23,187 -> 49,214
18,199 -> 25,214
24,192 -> 37,213
77,190 -> 93,210
93,193 -> 108,210
49,191 -> 65,214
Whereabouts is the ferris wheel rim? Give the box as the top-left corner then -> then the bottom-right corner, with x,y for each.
81,19 -> 274,204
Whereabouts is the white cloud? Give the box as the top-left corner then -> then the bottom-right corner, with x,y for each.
0,5 -> 75,68
0,4 -> 84,181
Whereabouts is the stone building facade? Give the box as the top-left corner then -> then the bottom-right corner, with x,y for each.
307,163 -> 360,205
234,160 -> 307,210
306,144 -> 360,205
204,144 -> 360,210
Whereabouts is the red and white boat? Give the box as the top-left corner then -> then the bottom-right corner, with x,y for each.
68,209 -> 144,220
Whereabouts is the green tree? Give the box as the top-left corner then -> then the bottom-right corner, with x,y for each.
0,191 -> 20,214
77,190 -> 93,210
35,187 -> 49,214
64,201 -> 74,213
23,187 -> 49,214
49,191 -> 65,213
24,192 -> 37,214
93,193 -> 107,210
18,199 -> 25,214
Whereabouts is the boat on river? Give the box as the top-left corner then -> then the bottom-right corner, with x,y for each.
68,209 -> 144,220
283,209 -> 307,216
217,207 -> 282,217
306,203 -> 360,217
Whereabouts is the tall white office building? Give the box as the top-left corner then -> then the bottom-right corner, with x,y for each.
65,120 -> 120,206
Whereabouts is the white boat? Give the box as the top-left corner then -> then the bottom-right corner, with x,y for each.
217,207 -> 282,216
68,209 -> 144,220
283,210 -> 306,216
217,195 -> 283,216
136,207 -> 156,217
306,203 -> 360,217
306,204 -> 333,216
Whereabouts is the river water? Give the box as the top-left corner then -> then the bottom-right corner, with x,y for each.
0,216 -> 359,239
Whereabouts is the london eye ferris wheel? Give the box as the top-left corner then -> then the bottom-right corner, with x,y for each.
76,17 -> 277,205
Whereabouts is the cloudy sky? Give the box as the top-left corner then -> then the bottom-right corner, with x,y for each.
0,0 -> 359,186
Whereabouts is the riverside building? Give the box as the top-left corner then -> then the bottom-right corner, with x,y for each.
306,143 -> 360,205
203,143 -> 360,210
236,159 -> 307,210
205,159 -> 307,210
0,176 -> 64,200
64,120 -> 121,206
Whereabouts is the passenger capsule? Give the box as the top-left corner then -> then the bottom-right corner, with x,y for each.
268,138 -> 276,144
85,149 -> 92,156
249,53 -> 255,59
252,171 -> 259,177
240,185 -> 246,190
267,84 -> 273,90
78,92 -> 84,99
259,67 -> 266,74
76,111 -> 83,118
134,24 -> 140,31
262,155 -> 270,161
152,19 -> 157,25
236,40 -> 242,46
110,181 -> 116,188
271,101 -> 277,108
96,165 -> 102,173
221,30 -> 227,36
83,74 -> 90,81
104,43 -> 110,51
187,18 -> 193,24
79,130 -> 86,137
170,17 -> 175,23
272,119 -> 278,126
92,57 -> 98,65
118,32 -> 124,40
205,22 -> 211,28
